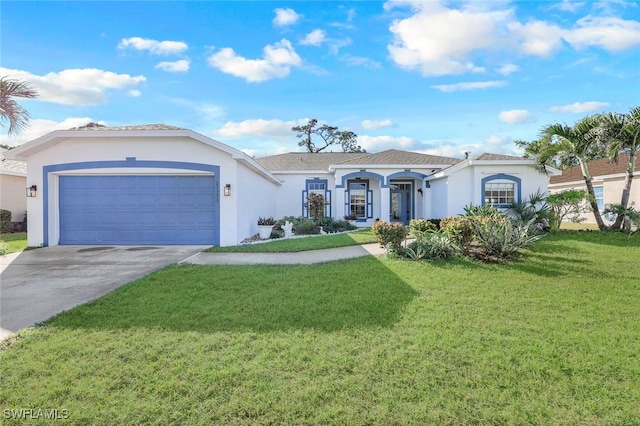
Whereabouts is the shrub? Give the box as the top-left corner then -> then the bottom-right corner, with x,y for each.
439,216 -> 475,254
463,203 -> 503,218
472,218 -> 543,262
405,232 -> 460,260
372,220 -> 407,250
508,190 -> 550,231
546,189 -> 591,230
258,216 -> 276,226
306,193 -> 326,223
409,219 -> 436,237
0,209 -> 11,234
293,218 -> 319,235
325,219 -> 356,233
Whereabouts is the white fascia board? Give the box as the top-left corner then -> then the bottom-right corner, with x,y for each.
270,170 -> 334,175
0,170 -> 26,177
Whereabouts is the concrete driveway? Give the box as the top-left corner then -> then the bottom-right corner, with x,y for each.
0,245 -> 207,339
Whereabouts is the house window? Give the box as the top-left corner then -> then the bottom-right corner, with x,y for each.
481,174 -> 521,207
594,186 -> 604,211
348,181 -> 367,218
303,179 -> 331,217
484,182 -> 515,205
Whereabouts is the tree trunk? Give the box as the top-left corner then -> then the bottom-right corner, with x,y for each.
611,151 -> 636,230
583,177 -> 607,231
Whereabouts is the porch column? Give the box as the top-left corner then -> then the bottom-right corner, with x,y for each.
380,185 -> 391,221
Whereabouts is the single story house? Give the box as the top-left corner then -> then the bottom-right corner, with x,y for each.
0,147 -> 27,229
6,124 -> 558,247
549,152 -> 640,224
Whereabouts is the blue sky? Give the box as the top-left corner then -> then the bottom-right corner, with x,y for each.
2,0 -> 639,158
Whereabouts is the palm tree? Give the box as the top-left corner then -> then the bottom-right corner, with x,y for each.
596,107 -> 640,231
520,116 -> 607,230
0,76 -> 38,137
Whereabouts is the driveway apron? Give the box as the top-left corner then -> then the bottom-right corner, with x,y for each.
0,245 -> 207,339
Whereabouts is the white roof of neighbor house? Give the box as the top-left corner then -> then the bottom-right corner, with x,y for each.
0,148 -> 26,176
4,123 -> 281,185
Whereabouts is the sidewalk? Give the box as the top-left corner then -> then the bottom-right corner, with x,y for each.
182,242 -> 387,265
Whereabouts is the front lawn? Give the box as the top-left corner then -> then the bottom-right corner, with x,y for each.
206,228 -> 377,252
1,232 -> 639,424
0,232 -> 27,255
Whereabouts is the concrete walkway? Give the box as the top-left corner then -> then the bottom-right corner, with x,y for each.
182,242 -> 387,265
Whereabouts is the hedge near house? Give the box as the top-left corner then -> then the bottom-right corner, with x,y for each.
0,209 -> 12,234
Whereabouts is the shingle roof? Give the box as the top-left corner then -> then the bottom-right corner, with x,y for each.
550,153 -> 640,184
474,152 -> 524,161
0,148 -> 26,175
70,123 -> 185,131
336,149 -> 460,166
255,149 -> 461,171
255,152 -> 372,171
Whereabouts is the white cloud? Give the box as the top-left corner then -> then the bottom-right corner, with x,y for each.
497,63 -> 520,75
213,118 -> 308,139
118,37 -> 188,55
155,60 -> 190,73
128,90 -> 141,97
0,117 -> 103,146
207,39 -> 302,83
508,20 -> 565,57
549,101 -> 610,113
431,80 -> 507,92
386,1 -> 511,76
340,54 -> 381,69
554,0 -> 586,13
361,119 -> 395,130
564,16 -> 640,51
499,109 -> 531,124
273,8 -> 301,27
0,67 -> 146,105
358,135 -> 417,151
300,29 -> 326,46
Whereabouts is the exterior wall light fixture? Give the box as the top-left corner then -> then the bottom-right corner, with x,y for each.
26,185 -> 37,197
224,184 -> 231,196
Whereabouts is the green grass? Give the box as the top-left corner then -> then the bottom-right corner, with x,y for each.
1,232 -> 639,424
206,228 -> 377,252
560,222 -> 600,230
0,232 -> 27,254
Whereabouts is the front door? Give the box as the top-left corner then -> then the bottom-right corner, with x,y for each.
390,183 -> 412,224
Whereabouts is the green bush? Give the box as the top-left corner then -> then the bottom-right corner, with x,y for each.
404,232 -> 460,260
409,219 -> 436,236
293,218 -> 319,235
439,216 -> 475,254
372,220 -> 407,250
0,209 -> 11,234
472,218 -> 543,262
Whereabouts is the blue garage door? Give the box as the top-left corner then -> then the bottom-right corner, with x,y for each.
59,175 -> 217,245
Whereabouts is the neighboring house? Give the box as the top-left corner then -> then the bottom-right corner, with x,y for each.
6,124 -> 558,247
0,147 -> 27,229
549,153 -> 640,224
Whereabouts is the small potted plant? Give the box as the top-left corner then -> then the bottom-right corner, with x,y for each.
257,216 -> 276,239
344,213 -> 358,226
